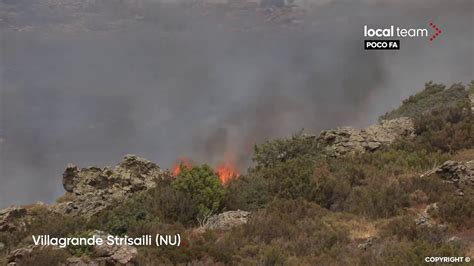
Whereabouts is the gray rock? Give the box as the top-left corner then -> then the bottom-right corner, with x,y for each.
421,160 -> 474,196
203,210 -> 251,230
446,236 -> 461,244
90,230 -> 138,265
63,164 -> 80,193
415,214 -> 432,227
7,245 -> 35,264
52,155 -> 167,218
317,117 -> 415,157
357,238 -> 375,250
415,203 -> 442,228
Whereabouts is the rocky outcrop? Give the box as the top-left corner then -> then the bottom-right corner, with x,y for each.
6,244 -> 60,265
203,210 -> 251,230
421,160 -> 474,196
357,237 -> 376,250
92,231 -> 137,265
0,206 -> 27,232
317,117 -> 415,157
53,154 -> 166,218
66,231 -> 138,265
7,245 -> 35,265
415,203 -> 439,227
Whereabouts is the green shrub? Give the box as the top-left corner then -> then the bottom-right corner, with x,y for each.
224,174 -> 271,210
258,245 -> 287,266
67,231 -> 94,257
241,199 -> 348,258
406,175 -> 454,203
413,104 -> 473,153
172,164 -> 225,223
252,157 -> 318,201
312,164 -> 352,210
438,194 -> 474,228
89,180 -> 197,233
380,82 -> 470,121
380,215 -> 446,243
252,131 -> 320,169
345,180 -> 410,218
0,206 -> 87,249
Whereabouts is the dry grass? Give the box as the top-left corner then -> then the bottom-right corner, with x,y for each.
55,192 -> 76,203
467,245 -> 474,258
451,149 -> 474,161
347,219 -> 378,240
323,213 -> 378,241
454,227 -> 474,257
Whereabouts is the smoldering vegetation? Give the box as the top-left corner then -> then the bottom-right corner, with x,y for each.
0,0 -> 472,207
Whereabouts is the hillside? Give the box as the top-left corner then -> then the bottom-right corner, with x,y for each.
1,82 -> 473,265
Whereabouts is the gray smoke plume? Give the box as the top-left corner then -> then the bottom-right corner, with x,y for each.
0,0 -> 472,207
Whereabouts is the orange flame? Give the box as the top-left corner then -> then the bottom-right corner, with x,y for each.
171,156 -> 240,184
172,157 -> 193,176
216,161 -> 239,184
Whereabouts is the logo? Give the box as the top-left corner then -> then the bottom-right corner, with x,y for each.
429,22 -> 443,41
363,23 -> 442,50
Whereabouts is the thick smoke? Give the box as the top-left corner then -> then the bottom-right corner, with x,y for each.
0,0 -> 472,207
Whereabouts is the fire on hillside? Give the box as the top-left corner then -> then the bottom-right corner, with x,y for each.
172,157 -> 239,184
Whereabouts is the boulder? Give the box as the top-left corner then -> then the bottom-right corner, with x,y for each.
415,203 -> 438,227
421,160 -> 474,196
63,164 -> 80,193
90,230 -> 138,265
203,210 -> 251,230
357,237 -> 376,250
317,117 -> 415,157
7,245 -> 35,265
0,206 -> 27,232
64,231 -> 138,265
52,154 -> 167,218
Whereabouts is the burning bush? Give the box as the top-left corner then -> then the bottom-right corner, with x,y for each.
172,157 -> 239,184
172,157 -> 193,177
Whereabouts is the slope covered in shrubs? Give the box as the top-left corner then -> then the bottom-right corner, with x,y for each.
379,82 -> 472,121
